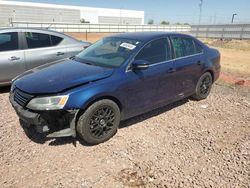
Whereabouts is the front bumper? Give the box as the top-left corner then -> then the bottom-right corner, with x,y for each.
9,94 -> 78,138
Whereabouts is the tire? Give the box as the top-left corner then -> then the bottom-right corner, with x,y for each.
76,99 -> 120,145
192,72 -> 213,101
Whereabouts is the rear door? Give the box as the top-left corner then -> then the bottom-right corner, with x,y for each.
23,31 -> 67,70
170,36 -> 204,97
0,32 -> 25,84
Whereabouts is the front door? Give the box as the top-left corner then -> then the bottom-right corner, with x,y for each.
122,38 -> 176,118
0,32 -> 25,85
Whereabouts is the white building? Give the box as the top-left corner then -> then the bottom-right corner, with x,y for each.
0,1 -> 144,26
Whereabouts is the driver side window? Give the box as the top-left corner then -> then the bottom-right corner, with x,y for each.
135,38 -> 171,64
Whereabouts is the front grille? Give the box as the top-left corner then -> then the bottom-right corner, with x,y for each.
13,88 -> 34,107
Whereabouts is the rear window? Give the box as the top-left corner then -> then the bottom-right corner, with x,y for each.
171,37 -> 185,58
171,36 -> 202,58
25,32 -> 63,49
182,38 -> 196,56
25,32 -> 51,49
194,41 -> 203,53
0,32 -> 18,52
51,35 -> 63,45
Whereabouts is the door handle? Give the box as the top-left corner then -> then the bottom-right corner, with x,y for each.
167,68 -> 176,73
56,52 -> 64,56
9,56 -> 20,61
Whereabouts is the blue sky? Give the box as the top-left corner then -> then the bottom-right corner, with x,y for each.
14,0 -> 250,24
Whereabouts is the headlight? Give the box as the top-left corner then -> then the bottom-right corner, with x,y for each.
26,95 -> 69,110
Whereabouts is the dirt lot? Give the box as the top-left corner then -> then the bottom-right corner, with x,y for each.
1,34 -> 250,187
1,83 -> 250,187
201,38 -> 250,79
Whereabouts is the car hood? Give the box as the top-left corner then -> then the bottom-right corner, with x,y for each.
14,59 -> 114,94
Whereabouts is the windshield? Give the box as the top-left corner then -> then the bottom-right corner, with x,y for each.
76,37 -> 141,68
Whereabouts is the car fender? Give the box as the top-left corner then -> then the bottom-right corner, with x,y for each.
63,78 -> 124,115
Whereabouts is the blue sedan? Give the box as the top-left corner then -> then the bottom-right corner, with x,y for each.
10,32 -> 220,144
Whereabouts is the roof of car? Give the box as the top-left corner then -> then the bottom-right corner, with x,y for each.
0,27 -> 63,34
0,27 -> 85,42
111,31 -> 190,42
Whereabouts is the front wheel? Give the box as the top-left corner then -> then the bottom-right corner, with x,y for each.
192,72 -> 213,101
76,99 -> 120,145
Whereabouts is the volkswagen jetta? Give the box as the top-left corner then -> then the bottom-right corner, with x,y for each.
10,32 -> 220,144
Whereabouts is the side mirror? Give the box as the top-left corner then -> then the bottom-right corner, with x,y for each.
131,60 -> 149,70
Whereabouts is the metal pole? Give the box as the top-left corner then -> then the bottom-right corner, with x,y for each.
119,8 -> 122,25
213,14 -> 217,24
12,10 -> 16,23
198,0 -> 203,25
231,13 -> 237,23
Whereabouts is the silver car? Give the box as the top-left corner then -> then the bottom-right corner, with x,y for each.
0,28 -> 91,86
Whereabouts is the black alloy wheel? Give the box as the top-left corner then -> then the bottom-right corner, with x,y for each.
77,99 -> 120,145
200,75 -> 212,95
89,106 -> 115,139
192,72 -> 213,100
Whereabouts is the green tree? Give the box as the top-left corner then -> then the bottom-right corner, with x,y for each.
80,18 -> 85,23
80,18 -> 90,23
148,19 -> 154,25
161,21 -> 170,25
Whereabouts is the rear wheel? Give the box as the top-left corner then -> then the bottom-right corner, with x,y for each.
192,72 -> 213,100
76,99 -> 120,145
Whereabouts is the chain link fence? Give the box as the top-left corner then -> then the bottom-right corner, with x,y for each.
191,24 -> 250,39
10,21 -> 191,33
2,21 -> 250,40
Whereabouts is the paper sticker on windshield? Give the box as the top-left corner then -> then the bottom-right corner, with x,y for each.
120,42 -> 136,50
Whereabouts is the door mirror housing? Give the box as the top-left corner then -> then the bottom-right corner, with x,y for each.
131,60 -> 149,70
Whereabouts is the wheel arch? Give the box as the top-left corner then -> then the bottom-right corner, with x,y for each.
203,69 -> 215,82
77,95 -> 123,118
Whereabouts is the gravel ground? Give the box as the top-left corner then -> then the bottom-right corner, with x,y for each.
0,83 -> 249,187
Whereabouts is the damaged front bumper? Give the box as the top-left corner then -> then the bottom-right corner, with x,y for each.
9,94 -> 79,138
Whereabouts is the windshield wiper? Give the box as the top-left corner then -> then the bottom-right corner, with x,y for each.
83,62 -> 93,65
69,56 -> 76,60
75,57 -> 95,66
